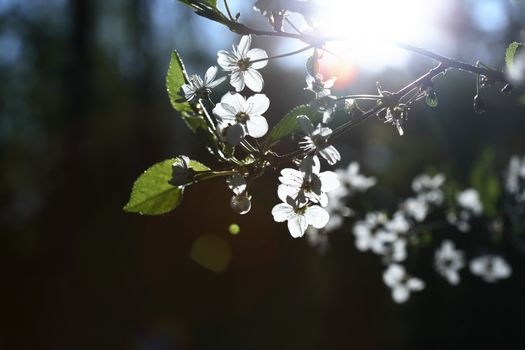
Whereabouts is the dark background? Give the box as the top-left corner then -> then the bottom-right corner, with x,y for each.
1,0 -> 525,349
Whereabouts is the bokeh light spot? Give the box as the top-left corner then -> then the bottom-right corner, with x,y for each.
228,223 -> 240,235
190,235 -> 232,273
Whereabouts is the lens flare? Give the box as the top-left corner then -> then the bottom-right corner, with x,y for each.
317,0 -> 449,72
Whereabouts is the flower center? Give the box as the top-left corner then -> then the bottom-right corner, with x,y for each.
294,204 -> 308,215
302,181 -> 313,193
311,134 -> 327,148
235,112 -> 250,123
237,58 -> 251,71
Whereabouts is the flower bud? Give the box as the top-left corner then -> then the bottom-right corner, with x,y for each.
473,94 -> 486,114
230,193 -> 251,215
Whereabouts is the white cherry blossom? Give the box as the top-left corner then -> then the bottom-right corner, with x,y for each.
308,95 -> 337,123
457,189 -> 483,216
212,92 -> 269,145
434,240 -> 465,285
217,35 -> 268,92
470,255 -> 512,283
181,66 -> 226,103
271,195 -> 329,238
277,156 -> 339,207
383,264 -> 425,303
412,173 -> 445,205
402,197 -> 429,222
305,73 -> 336,98
506,155 -> 525,201
337,162 -> 377,192
297,115 -> 341,165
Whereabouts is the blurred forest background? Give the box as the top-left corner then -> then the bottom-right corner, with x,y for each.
1,0 -> 525,349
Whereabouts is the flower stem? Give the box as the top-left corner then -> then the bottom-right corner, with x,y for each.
250,45 -> 313,64
223,0 -> 234,21
336,95 -> 383,101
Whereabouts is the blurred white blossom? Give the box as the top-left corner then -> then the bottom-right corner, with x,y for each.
457,189 -> 483,216
337,162 -> 377,192
383,264 -> 425,303
412,173 -> 445,205
506,155 -> 525,201
470,255 -> 512,283
434,240 -> 465,285
403,197 -> 429,222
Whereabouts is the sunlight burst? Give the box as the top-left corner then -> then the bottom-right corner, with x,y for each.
316,0 -> 449,81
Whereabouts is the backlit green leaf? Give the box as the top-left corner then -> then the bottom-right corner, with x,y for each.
124,158 -> 209,215
265,105 -> 322,145
505,42 -> 524,70
124,159 -> 184,215
166,51 -> 211,133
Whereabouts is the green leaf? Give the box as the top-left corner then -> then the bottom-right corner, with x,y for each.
166,51 -> 211,133
124,158 -> 209,215
124,159 -> 183,215
265,105 -> 322,145
178,0 -> 217,8
166,51 -> 192,112
188,159 -> 210,172
505,42 -> 524,70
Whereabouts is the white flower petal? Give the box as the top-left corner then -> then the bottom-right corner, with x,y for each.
208,75 -> 227,89
392,286 -> 410,303
318,193 -> 328,207
213,103 -> 236,122
244,68 -> 264,92
383,264 -> 405,286
245,116 -> 268,138
470,257 -> 486,275
247,48 -> 268,69
407,278 -> 425,291
217,51 -> 238,71
319,145 -> 341,165
246,93 -> 270,116
220,91 -> 246,112
305,205 -> 329,229
279,168 -> 304,187
287,215 -> 308,238
278,184 -> 301,203
272,203 -> 295,222
230,70 -> 245,92
238,35 -> 251,57
446,271 -> 460,286
204,66 -> 218,85
319,171 -> 339,192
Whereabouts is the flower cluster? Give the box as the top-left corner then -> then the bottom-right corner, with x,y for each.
136,11 -> 525,306
272,155 -> 338,237
181,35 -> 270,147
303,160 -> 518,303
